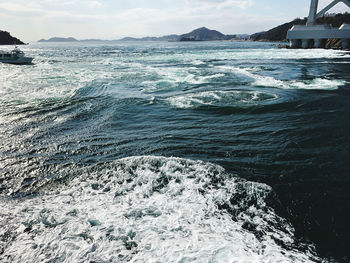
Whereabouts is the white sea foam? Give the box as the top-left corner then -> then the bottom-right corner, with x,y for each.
218,48 -> 349,61
192,60 -> 206,65
140,65 -> 225,94
288,78 -> 346,90
166,90 -> 278,109
0,156 -> 318,262
219,66 -> 346,90
133,48 -> 350,63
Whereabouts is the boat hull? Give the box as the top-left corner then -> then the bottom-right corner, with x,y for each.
0,57 -> 33,65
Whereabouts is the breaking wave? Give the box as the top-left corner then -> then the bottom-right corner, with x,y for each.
0,156 -> 318,262
219,66 -> 346,90
166,90 -> 279,109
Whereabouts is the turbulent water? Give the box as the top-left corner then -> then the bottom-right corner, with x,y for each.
0,41 -> 350,262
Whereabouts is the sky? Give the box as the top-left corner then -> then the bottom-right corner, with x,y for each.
0,0 -> 349,42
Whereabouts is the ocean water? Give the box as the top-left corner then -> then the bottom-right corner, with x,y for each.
0,41 -> 349,262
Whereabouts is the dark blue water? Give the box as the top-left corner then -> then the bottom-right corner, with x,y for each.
0,41 -> 349,262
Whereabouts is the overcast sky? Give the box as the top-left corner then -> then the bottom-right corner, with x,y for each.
0,0 -> 348,42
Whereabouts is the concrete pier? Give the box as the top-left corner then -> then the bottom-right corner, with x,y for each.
342,39 -> 350,48
314,39 -> 326,48
302,39 -> 311,49
288,24 -> 350,48
287,0 -> 350,49
290,39 -> 301,48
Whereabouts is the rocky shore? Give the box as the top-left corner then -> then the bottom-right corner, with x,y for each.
0,30 -> 25,45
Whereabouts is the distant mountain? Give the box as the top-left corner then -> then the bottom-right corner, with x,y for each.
38,37 -> 79,42
249,19 -> 306,42
178,27 -> 250,41
118,37 -> 139,41
157,35 -> 180,41
178,27 -> 227,41
250,13 -> 350,42
0,30 -> 25,45
248,31 -> 266,41
118,27 -> 248,42
80,39 -> 106,42
38,27 -> 250,43
119,34 -> 180,42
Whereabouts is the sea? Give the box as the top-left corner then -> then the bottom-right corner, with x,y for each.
0,41 -> 349,263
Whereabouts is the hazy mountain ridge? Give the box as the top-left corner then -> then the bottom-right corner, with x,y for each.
38,37 -> 79,42
119,34 -> 179,42
118,27 -> 248,42
38,27 -> 249,43
36,13 -> 350,44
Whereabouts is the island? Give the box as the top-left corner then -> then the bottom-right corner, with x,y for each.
0,30 -> 25,45
38,27 -> 249,43
118,27 -> 248,42
178,27 -> 243,41
38,37 -> 79,43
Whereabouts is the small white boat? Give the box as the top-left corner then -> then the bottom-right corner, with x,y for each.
0,46 -> 33,64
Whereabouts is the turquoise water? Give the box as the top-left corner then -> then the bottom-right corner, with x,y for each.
0,41 -> 350,262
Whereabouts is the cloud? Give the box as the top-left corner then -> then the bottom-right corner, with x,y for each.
218,0 -> 254,9
0,1 -> 105,20
183,0 -> 254,11
112,2 -> 281,38
88,1 -> 103,7
0,2 -> 44,14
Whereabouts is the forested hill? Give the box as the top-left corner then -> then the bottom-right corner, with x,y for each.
178,27 -> 227,41
0,30 -> 25,45
251,13 -> 350,42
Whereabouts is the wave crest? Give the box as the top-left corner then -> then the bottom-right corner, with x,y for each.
166,90 -> 279,109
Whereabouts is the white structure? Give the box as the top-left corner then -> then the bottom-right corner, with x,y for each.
0,46 -> 33,64
287,0 -> 350,48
